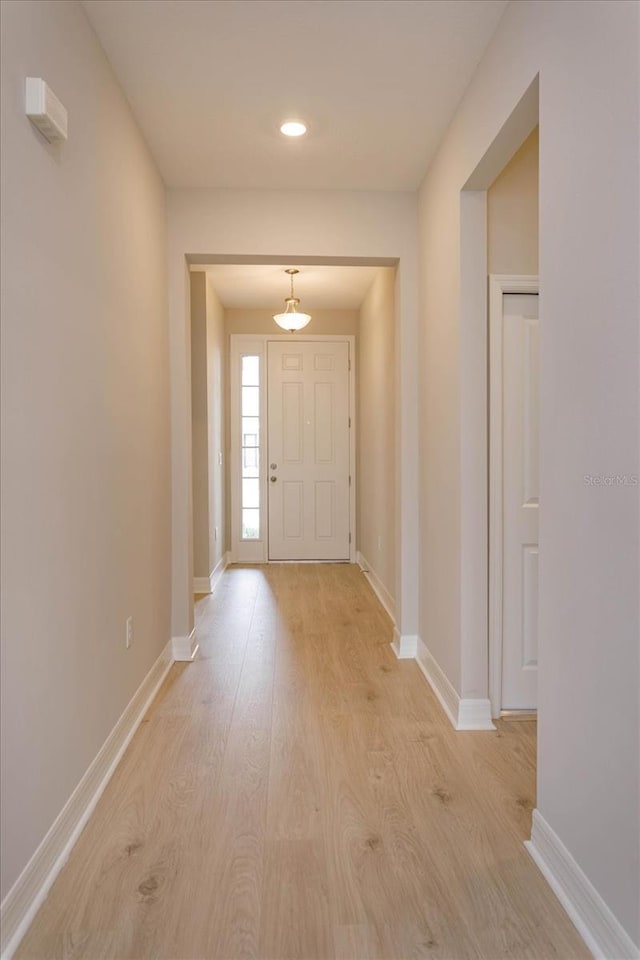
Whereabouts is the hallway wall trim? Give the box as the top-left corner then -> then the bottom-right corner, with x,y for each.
416,638 -> 495,731
356,551 -> 418,663
193,550 -> 231,595
526,810 -> 640,960
0,640 -> 175,960
357,551 -> 395,623
392,631 -> 418,659
356,550 -> 417,662
172,629 -> 199,662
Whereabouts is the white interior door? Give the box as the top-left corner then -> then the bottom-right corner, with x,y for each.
267,340 -> 351,560
501,293 -> 539,710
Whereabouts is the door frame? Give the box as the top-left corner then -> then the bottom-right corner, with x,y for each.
230,333 -> 356,564
488,274 -> 539,718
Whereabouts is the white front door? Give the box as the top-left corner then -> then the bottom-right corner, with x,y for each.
501,293 -> 539,710
267,340 -> 351,560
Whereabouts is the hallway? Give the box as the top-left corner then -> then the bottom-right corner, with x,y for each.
17,565 -> 588,959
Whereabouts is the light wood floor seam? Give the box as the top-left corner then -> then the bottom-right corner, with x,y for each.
15,564 -> 589,960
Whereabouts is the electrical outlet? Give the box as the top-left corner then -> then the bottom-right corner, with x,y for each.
125,616 -> 133,649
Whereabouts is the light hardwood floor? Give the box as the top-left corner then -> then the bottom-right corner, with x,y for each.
16,564 -> 589,959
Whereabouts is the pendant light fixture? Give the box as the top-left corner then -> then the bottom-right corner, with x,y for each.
273,268 -> 312,332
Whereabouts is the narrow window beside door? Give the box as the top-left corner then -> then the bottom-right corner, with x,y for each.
241,355 -> 260,539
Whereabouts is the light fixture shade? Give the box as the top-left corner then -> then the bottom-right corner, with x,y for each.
273,269 -> 311,332
273,306 -> 312,332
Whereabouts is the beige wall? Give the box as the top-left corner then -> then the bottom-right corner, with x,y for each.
190,275 -> 226,579
418,0 -> 638,942
190,274 -> 210,578
487,126 -> 539,274
222,307 -> 359,550
357,269 -> 396,612
0,0 -> 170,901
205,279 -> 226,567
225,307 -> 359,337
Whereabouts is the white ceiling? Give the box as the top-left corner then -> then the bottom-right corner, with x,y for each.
193,263 -> 385,309
82,0 -> 507,192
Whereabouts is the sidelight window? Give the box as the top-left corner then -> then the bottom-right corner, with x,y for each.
241,355 -> 260,539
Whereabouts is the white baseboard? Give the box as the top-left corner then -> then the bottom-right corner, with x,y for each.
416,637 -> 495,731
357,551 -> 396,623
526,810 -> 640,960
354,554 -> 413,661
356,560 -> 493,733
209,551 -> 230,595
391,627 -> 418,659
457,699 -> 495,730
0,640 -> 174,960
172,627 -> 199,662
415,636 -> 459,726
193,550 -> 230,595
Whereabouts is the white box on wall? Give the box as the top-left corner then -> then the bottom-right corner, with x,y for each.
25,77 -> 68,143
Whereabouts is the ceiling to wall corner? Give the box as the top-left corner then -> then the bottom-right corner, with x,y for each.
192,263 -> 386,310
82,0 -> 507,192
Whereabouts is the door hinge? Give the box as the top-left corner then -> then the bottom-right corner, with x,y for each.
349,475 -> 352,486
348,416 -> 351,428
349,533 -> 352,544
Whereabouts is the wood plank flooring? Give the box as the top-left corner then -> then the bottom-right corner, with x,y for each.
16,564 -> 589,959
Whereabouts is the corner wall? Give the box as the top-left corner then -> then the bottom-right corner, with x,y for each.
417,0 -> 638,945
206,278 -> 226,571
357,269 -> 396,614
190,273 -> 211,578
190,273 -> 226,582
0,0 -> 171,901
487,126 -> 538,274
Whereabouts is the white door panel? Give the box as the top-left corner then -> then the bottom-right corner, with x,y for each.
268,341 -> 350,560
501,293 -> 539,710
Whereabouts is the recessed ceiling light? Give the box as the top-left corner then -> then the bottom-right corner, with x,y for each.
280,120 -> 307,138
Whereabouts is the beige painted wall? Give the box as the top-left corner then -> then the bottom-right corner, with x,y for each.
222,307 -> 360,551
487,126 -> 539,274
418,0 -> 638,942
190,274 -> 226,579
225,307 -> 359,337
357,269 -> 396,612
0,0 -> 170,901
205,279 -> 226,568
190,273 -> 210,578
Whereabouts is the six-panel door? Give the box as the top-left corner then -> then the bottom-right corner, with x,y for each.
501,294 -> 539,710
267,341 -> 351,560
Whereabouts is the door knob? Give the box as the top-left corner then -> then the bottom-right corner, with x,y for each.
270,463 -> 277,470
270,476 -> 277,482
